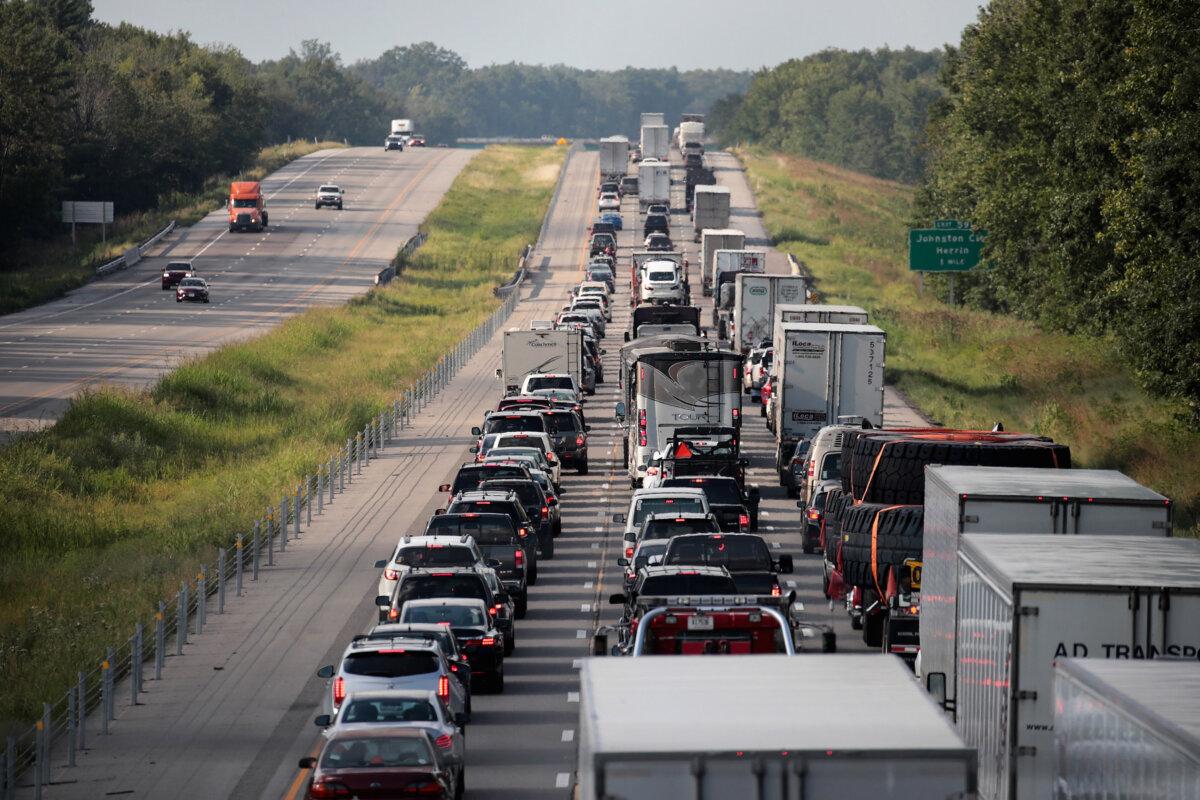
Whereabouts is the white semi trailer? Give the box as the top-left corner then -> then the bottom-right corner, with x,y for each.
691,185 -> 730,241
577,655 -> 977,800
731,273 -> 809,353
500,329 -> 582,395
637,161 -> 670,208
945,534 -> 1200,800
599,136 -> 629,177
640,125 -> 669,161
773,303 -> 868,329
919,465 -> 1173,713
700,229 -> 745,296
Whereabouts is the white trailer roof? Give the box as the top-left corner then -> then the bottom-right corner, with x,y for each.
694,185 -> 730,195
600,135 -> 629,142
927,466 -> 1168,503
960,535 -> 1200,593
777,322 -> 884,335
701,228 -> 744,237
580,655 -> 969,756
1056,659 -> 1200,759
777,303 -> 867,315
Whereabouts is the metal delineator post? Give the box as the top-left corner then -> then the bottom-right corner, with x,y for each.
177,583 -> 188,654
196,568 -> 205,634
155,605 -> 165,679
306,476 -> 313,526
267,512 -> 275,567
217,549 -> 227,613
253,520 -> 261,579
235,536 -> 244,596
77,673 -> 86,751
280,496 -> 288,550
67,686 -> 76,767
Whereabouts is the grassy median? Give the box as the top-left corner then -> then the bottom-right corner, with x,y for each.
0,144 -> 564,731
0,141 -> 347,316
738,148 -> 1199,536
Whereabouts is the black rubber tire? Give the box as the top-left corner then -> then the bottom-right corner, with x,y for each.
515,595 -> 528,619
504,633 -> 514,657
527,565 -> 538,585
839,503 -> 924,593
493,666 -> 505,693
578,460 -> 589,475
542,536 -> 555,559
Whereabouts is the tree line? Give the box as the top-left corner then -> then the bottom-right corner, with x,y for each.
708,48 -> 944,183
0,3 -> 749,245
915,0 -> 1200,417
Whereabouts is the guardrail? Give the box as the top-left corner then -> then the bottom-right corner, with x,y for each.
94,220 -> 177,277
787,253 -> 819,303
375,231 -> 428,286
1,242 -> 531,800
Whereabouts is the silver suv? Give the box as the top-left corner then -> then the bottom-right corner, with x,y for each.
315,184 -> 343,209
316,636 -> 468,722
374,534 -> 485,605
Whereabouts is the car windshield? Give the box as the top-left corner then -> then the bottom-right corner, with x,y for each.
666,479 -> 741,505
340,698 -> 438,725
450,465 -> 526,494
543,411 -> 579,434
633,543 -> 668,570
447,500 -> 521,522
525,377 -> 573,391
647,271 -> 676,282
639,574 -> 739,595
179,278 -> 205,288
232,198 -> 257,208
319,186 -> 338,193
400,603 -> 487,627
820,452 -> 841,481
166,263 -> 190,271
665,537 -> 773,571
479,481 -> 540,506
643,517 -> 720,538
495,435 -> 547,453
632,497 -> 705,524
425,514 -> 515,543
588,268 -> 613,278
320,736 -> 434,769
484,416 -> 545,435
489,447 -> 543,463
396,546 -> 476,568
398,575 -> 486,603
341,651 -> 438,678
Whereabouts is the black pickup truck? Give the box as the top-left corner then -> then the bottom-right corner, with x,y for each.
661,533 -> 793,596
652,426 -> 746,485
661,475 -> 760,532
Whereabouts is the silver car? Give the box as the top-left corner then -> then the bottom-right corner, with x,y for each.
314,689 -> 466,764
316,638 -> 468,723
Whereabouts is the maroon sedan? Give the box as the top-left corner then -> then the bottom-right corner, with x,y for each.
299,728 -> 463,798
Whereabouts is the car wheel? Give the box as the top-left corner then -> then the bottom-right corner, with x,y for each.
862,611 -> 884,648
493,666 -> 505,693
578,460 -> 588,475
314,203 -> 320,209
504,634 -> 514,657
587,387 -> 595,396
515,595 -> 528,618
176,298 -> 182,303
760,403 -> 766,417
528,564 -> 538,585
542,537 -> 555,559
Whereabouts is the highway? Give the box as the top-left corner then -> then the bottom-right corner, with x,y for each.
28,146 -> 927,799
0,146 -> 475,436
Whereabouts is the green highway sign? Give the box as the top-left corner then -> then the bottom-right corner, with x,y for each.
909,220 -> 988,272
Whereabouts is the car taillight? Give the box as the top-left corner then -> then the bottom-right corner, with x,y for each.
493,603 -> 504,614
541,505 -> 548,519
383,567 -> 399,581
638,409 -> 647,447
771,584 -> 782,597
732,408 -> 740,420
807,461 -> 815,477
514,549 -> 525,564
333,676 -> 346,707
388,606 -> 399,620
435,733 -> 453,750
576,435 -> 585,446
408,783 -> 444,796
438,675 -> 449,703
481,636 -> 496,646
807,508 -> 821,521
309,780 -> 352,798
488,606 -> 497,617
739,513 -> 750,529
625,546 -> 634,559
518,527 -> 528,538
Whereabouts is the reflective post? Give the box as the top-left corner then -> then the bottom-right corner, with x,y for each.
279,496 -> 288,550
177,583 -> 188,654
196,568 -> 205,634
235,536 -> 244,596
252,520 -> 261,579
77,672 -> 86,751
67,686 -> 76,767
306,476 -> 313,526
155,604 -> 165,679
217,549 -> 226,613
318,466 -> 325,514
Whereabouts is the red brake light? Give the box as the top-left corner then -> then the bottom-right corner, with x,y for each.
435,733 -> 453,750
514,549 -> 525,564
383,567 -> 399,580
807,461 -> 815,477
437,675 -> 449,703
625,546 -> 634,558
388,607 -> 399,620
739,513 -> 750,529
480,637 -> 496,646
732,408 -> 740,420
771,584 -> 782,597
807,509 -> 821,521
309,780 -> 352,798
576,435 -> 585,446
518,527 -> 528,538
333,676 -> 346,706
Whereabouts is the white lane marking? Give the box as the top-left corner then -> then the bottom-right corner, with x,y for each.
572,659 -> 582,669
761,510 -> 771,517
587,561 -> 597,568
567,692 -> 580,703
555,773 -> 571,788
593,525 -> 602,533
561,730 -> 575,743
772,542 -> 782,550
581,603 -> 591,613
583,581 -> 593,589
590,542 -> 600,550
766,525 -> 776,532
576,629 -> 588,639
601,483 -> 610,489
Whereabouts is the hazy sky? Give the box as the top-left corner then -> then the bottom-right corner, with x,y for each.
90,0 -> 984,70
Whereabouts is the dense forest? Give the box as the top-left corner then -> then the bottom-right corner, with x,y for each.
708,48 -> 944,183
0,1 -> 749,244
915,0 -> 1200,416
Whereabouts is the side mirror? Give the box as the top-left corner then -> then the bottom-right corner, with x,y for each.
617,557 -> 630,567
777,555 -> 794,574
600,349 -> 607,355
375,595 -> 390,608
739,458 -> 750,467
374,559 -> 388,569
637,464 -> 647,473
299,756 -> 317,769
314,714 -> 332,727
609,593 -> 626,605
434,508 -> 445,515
469,446 -> 479,454
470,426 -> 482,437
612,513 -> 626,524
796,501 -> 805,509
547,496 -> 558,506
585,425 -> 591,432
927,673 -> 948,707
316,665 -> 335,679
438,483 -> 451,493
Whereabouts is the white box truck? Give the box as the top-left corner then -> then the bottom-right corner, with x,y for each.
390,119 -> 413,135
732,273 -> 809,353
678,120 -> 705,150
947,534 -> 1200,800
639,112 -> 665,128
770,322 -> 885,474
577,655 -> 977,800
500,329 -> 582,395
691,185 -> 731,241
712,249 -> 767,336
1053,659 -> 1200,799
920,466 -> 1173,716
773,303 -> 868,329
637,161 -> 670,208
700,228 -> 745,296
640,124 -> 669,162
599,136 -> 629,178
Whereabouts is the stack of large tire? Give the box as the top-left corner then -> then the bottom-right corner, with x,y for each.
820,488 -> 854,597
838,503 -> 924,594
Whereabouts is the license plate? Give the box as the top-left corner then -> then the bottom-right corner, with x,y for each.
687,615 -> 713,631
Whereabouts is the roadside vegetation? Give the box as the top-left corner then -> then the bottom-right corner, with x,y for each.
738,148 -> 1199,537
0,140 -> 344,315
0,144 -> 563,731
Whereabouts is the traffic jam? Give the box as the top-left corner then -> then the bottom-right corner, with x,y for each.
293,115 -> 1198,800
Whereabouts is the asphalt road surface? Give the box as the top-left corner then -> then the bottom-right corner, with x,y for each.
30,146 -> 926,799
0,146 -> 475,436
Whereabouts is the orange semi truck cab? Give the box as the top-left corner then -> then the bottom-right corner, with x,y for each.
228,181 -> 267,232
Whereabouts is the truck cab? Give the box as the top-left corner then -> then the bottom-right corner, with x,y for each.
228,181 -> 267,232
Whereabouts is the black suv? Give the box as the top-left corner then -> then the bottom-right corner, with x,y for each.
479,477 -> 560,542
661,476 -> 761,531
381,567 -> 513,643
424,512 -> 531,616
540,408 -> 588,474
439,462 -> 532,502
662,532 -> 793,595
643,213 -> 669,237
445,490 -> 547,571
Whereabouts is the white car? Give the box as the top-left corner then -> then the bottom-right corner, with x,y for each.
520,373 -> 581,402
315,184 -> 343,209
598,192 -> 620,212
316,638 -> 468,721
639,262 -> 685,305
743,347 -> 771,393
577,281 -> 610,300
314,689 -> 467,762
374,534 -> 485,603
610,487 -> 710,546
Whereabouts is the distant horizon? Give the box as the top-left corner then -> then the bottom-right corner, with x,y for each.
90,0 -> 983,71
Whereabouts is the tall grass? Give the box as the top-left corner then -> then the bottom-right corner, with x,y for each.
0,144 -> 563,731
738,147 -> 1199,536
0,141 -> 346,316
